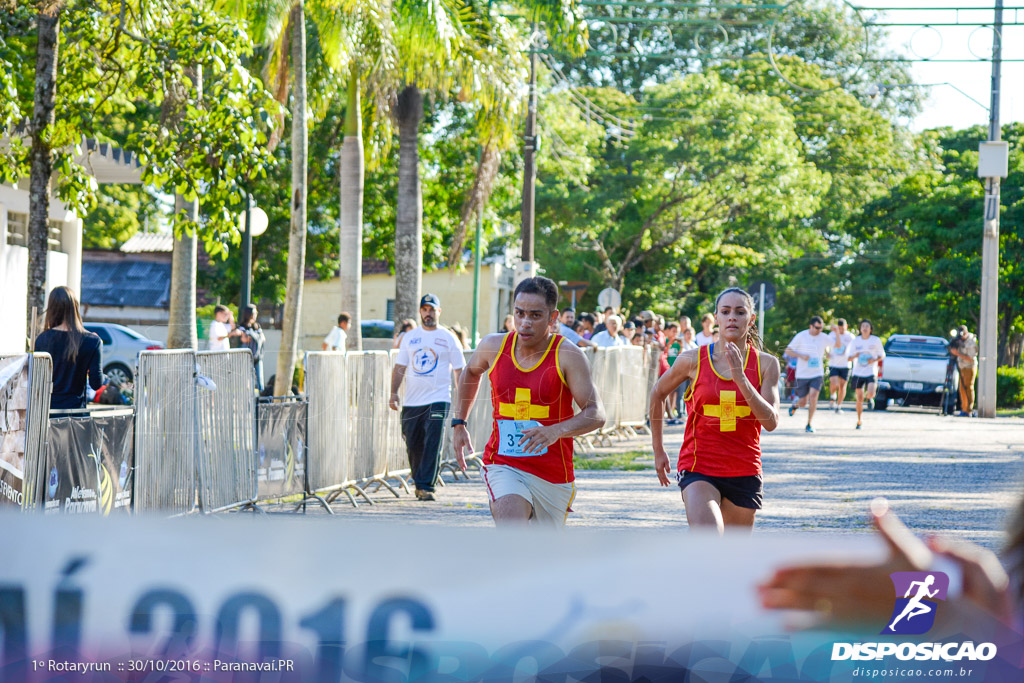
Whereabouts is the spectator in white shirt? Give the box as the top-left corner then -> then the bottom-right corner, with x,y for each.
591,315 -> 626,347
694,313 -> 715,346
208,305 -> 234,351
322,312 -> 351,351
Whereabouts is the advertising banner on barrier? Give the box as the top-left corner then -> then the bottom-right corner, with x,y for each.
42,414 -> 134,515
1,514 -> 1021,682
257,400 -> 307,499
0,356 -> 30,508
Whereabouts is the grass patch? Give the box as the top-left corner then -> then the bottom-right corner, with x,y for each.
575,450 -> 653,471
997,407 -> 1024,418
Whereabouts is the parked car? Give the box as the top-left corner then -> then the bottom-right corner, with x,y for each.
875,334 -> 958,413
361,319 -> 395,339
83,322 -> 164,385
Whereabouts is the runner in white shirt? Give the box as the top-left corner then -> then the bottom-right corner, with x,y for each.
389,294 -> 466,500
322,312 -> 351,351
694,313 -> 715,347
827,318 -> 855,413
784,316 -> 831,433
846,319 -> 886,430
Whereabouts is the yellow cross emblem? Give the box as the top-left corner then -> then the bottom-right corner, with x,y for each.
499,387 -> 550,420
703,390 -> 750,432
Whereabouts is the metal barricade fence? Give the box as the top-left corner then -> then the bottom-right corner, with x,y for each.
195,350 -> 258,513
304,352 -> 350,504
255,396 -> 308,506
0,353 -> 53,511
382,350 -> 410,489
135,349 -> 197,514
619,345 -> 649,433
590,348 -> 620,437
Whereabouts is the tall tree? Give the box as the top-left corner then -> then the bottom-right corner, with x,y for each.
25,0 -> 63,336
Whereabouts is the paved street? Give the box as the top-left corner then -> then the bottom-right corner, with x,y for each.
292,408 -> 1024,550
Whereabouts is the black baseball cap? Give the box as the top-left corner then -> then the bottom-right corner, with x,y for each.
420,294 -> 441,309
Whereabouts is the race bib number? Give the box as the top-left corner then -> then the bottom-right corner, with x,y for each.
835,345 -> 845,355
497,420 -> 544,457
808,357 -> 820,369
858,353 -> 871,366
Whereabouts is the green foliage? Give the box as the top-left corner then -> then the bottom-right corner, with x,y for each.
82,185 -> 163,249
0,0 -> 278,256
997,367 -> 1024,408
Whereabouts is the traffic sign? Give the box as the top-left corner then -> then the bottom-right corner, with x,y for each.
749,281 -> 776,311
597,288 -> 622,310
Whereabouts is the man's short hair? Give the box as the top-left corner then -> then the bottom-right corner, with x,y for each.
579,313 -> 596,325
561,306 -> 575,315
514,276 -> 559,310
603,306 -> 614,314
214,304 -> 230,315
810,315 -> 824,326
606,314 -> 622,327
666,323 -> 679,331
338,312 -> 351,325
836,318 -> 847,326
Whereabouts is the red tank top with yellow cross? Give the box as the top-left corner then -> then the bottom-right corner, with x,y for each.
678,343 -> 764,477
483,332 -> 575,484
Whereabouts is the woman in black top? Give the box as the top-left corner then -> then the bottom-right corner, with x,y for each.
33,286 -> 103,409
237,304 -> 265,391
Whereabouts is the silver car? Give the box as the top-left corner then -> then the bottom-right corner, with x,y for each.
83,322 -> 164,385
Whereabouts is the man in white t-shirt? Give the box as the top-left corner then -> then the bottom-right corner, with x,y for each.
827,318 -> 855,412
322,313 -> 351,351
785,316 -> 832,433
847,319 -> 886,429
389,294 -> 467,501
208,305 -> 234,351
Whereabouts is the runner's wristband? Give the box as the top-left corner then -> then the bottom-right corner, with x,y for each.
451,419 -> 468,428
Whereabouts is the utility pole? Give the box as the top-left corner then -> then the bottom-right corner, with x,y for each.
241,194 -> 253,313
977,0 -> 1004,419
520,23 -> 538,266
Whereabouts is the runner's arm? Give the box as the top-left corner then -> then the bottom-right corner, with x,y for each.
650,349 -> 698,486
518,342 -> 605,454
728,346 -> 780,431
451,334 -> 503,468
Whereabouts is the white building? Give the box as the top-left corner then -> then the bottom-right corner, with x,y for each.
0,140 -> 142,353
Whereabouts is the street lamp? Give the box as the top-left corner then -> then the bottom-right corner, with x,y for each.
239,196 -> 269,313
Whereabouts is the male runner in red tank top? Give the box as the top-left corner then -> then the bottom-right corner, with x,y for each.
650,287 -> 781,533
453,277 -> 605,526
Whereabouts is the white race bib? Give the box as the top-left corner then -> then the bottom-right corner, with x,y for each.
808,357 -> 821,369
497,420 -> 544,457
858,353 -> 871,366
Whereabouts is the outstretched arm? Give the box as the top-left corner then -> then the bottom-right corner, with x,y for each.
650,350 -> 697,486
451,335 -> 503,469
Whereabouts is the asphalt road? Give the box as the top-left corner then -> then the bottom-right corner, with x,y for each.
294,407 -> 1024,551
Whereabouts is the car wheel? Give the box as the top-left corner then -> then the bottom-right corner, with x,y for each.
873,390 -> 888,411
104,363 -> 133,386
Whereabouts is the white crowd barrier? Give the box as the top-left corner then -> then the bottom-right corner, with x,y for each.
15,342 -> 660,516
195,350 -> 258,513
135,349 -> 198,514
0,353 -> 52,511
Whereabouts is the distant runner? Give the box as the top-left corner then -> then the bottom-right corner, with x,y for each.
847,319 -> 886,429
827,318 -> 855,412
785,316 -> 831,433
651,287 -> 780,533
452,277 -> 605,526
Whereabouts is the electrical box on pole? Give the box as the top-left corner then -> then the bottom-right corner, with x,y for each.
978,141 -> 1009,178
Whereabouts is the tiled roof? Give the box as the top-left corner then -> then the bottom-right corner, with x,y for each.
81,259 -> 171,308
120,232 -> 174,253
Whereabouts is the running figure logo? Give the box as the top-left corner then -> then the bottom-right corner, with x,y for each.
412,348 -> 438,374
883,571 -> 949,635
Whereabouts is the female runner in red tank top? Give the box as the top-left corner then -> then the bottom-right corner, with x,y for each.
651,287 -> 781,533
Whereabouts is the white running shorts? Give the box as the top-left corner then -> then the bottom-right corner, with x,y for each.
481,464 -> 576,526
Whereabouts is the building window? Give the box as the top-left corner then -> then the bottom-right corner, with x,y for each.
5,212 -> 63,249
386,299 -> 395,322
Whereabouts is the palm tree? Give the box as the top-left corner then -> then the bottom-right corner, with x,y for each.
336,3 -> 395,351
391,0 -> 588,325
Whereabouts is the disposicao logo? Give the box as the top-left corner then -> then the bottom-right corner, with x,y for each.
831,571 -> 997,662
884,571 -> 947,635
